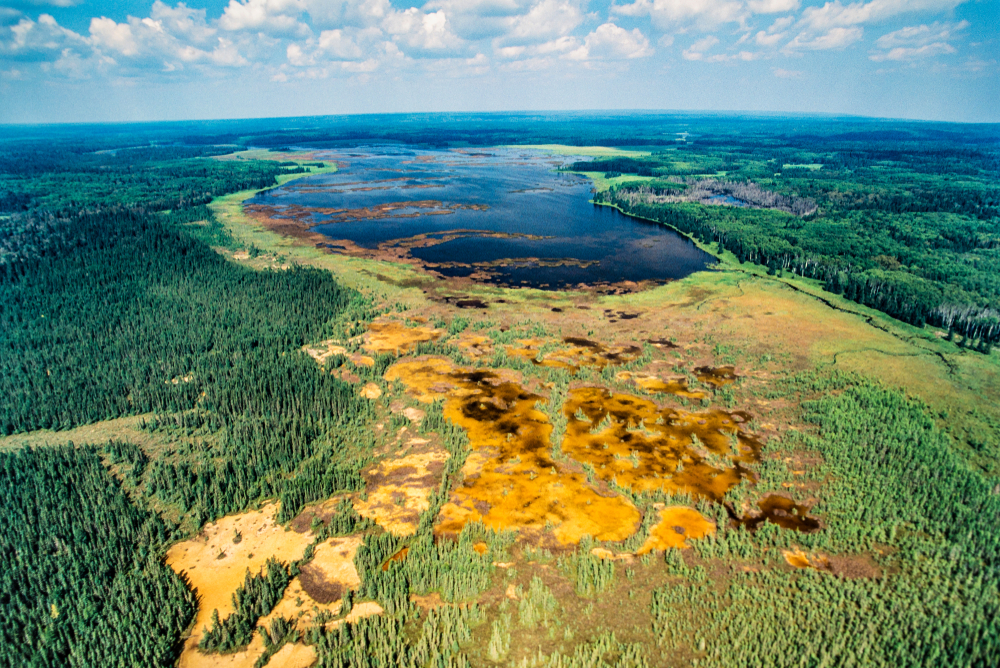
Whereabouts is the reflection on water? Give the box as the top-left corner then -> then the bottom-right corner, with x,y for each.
247,146 -> 716,289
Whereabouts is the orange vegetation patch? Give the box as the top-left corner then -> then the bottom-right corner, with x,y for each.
352,445 -> 450,536
303,339 -> 375,368
506,336 -> 641,372
262,643 -> 317,668
695,365 -> 739,387
638,506 -> 716,553
453,332 -> 494,358
295,536 -> 363,605
563,387 -> 760,501
362,319 -> 444,354
385,357 -> 640,545
616,371 -> 706,400
166,503 -> 316,668
590,547 -> 636,563
411,592 -> 447,610
383,547 -> 410,570
359,382 -> 382,399
782,548 -> 831,571
329,601 -> 385,629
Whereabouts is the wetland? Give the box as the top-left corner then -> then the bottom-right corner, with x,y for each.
246,146 -> 715,289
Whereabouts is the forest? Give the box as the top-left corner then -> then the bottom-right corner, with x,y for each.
1,114 -> 999,667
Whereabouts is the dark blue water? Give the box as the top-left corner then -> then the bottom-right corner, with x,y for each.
248,146 -> 715,288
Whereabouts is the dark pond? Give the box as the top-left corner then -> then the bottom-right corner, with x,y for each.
248,146 -> 715,289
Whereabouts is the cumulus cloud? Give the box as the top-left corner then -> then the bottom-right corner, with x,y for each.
772,66 -> 802,77
869,19 -> 967,61
798,0 -> 968,32
613,0 -> 747,30
0,0 -> 981,87
784,25 -> 863,51
503,0 -> 585,44
566,22 -> 654,61
383,8 -> 462,53
219,0 -> 309,36
747,0 -> 799,13
682,35 -> 719,60
0,13 -> 86,60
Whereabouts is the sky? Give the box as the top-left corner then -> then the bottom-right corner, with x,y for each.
0,0 -> 997,124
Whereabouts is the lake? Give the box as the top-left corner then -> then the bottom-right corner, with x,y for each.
247,146 -> 715,289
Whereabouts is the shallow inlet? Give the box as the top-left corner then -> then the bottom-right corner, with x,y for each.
246,146 -> 716,289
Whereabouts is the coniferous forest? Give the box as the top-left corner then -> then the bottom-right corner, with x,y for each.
1,114 -> 999,667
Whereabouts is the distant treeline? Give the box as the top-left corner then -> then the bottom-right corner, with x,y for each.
586,139 -> 1000,349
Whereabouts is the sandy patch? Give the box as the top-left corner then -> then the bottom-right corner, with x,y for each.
166,503 -> 315,668
263,643 -> 317,668
167,503 -> 315,637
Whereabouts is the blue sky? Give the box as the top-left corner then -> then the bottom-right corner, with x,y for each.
1,0 -> 996,124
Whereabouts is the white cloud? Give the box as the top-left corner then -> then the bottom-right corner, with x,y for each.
301,0 -> 391,29
682,35 -> 719,60
89,17 -> 139,56
772,66 -> 802,77
785,25 -> 863,51
424,0 -> 532,41
875,19 -> 967,48
382,8 -> 462,52
149,1 -> 216,45
219,0 -> 309,36
798,0 -> 968,32
870,41 -> 954,61
317,28 -> 366,59
504,0 -> 585,43
613,0 -> 746,30
747,0 -> 799,13
566,22 -> 654,61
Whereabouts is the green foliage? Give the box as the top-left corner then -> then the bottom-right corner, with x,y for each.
254,616 -> 298,668
518,577 -> 558,628
591,136 -> 1000,345
560,539 -> 616,598
0,446 -> 195,668
199,558 -> 291,653
311,603 -> 483,668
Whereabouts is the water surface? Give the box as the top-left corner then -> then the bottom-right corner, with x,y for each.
248,146 -> 715,288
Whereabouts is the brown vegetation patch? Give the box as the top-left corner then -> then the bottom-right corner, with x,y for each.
352,446 -> 449,536
303,339 -> 375,368
742,494 -> 821,532
385,357 -> 640,545
453,332 -> 494,358
290,496 -> 345,534
827,553 -> 883,579
506,336 -> 642,372
563,387 -> 761,500
616,371 -> 707,400
297,536 -> 364,604
695,365 -> 739,387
